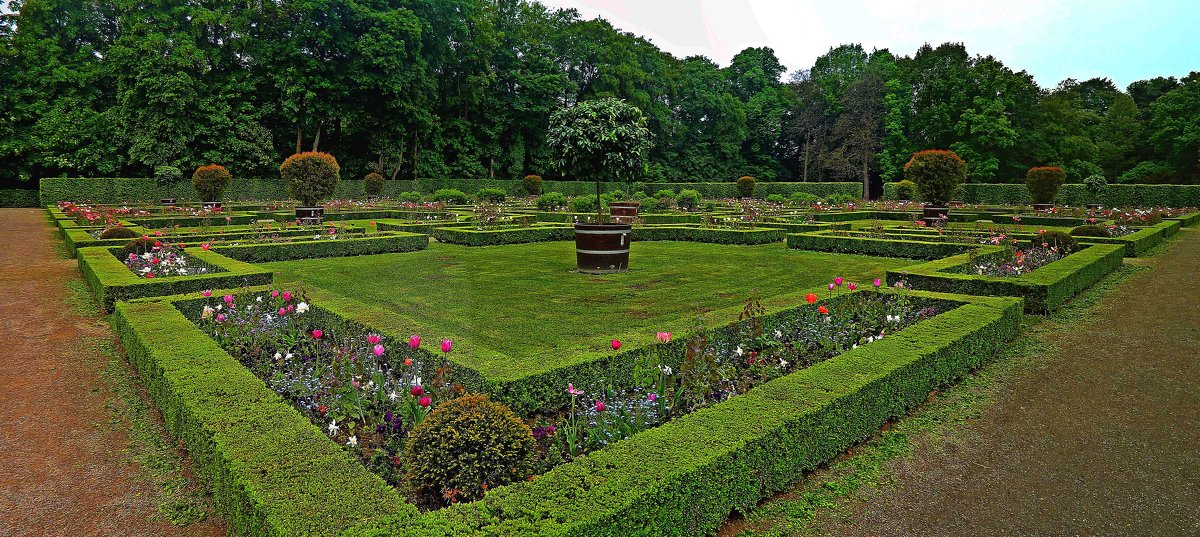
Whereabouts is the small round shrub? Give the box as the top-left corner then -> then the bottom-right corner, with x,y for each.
475,188 -> 507,203
99,226 -> 141,240
432,189 -> 469,205
535,191 -> 568,211
522,174 -> 543,195
765,193 -> 785,204
736,175 -> 756,198
1070,224 -> 1110,238
790,192 -> 819,205
1083,174 -> 1107,197
904,150 -> 966,206
639,197 -> 660,212
364,172 -> 384,196
280,152 -> 340,206
399,191 -> 423,203
630,181 -> 648,195
653,189 -> 676,199
675,189 -> 702,211
608,190 -> 627,201
121,237 -> 158,258
154,165 -> 182,186
1025,166 -> 1066,205
405,394 -> 535,505
192,164 -> 232,202
894,179 -> 919,201
824,193 -> 858,205
1033,230 -> 1077,252
570,194 -> 598,213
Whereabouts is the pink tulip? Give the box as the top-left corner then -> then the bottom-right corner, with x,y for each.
873,278 -> 882,288
648,393 -> 657,402
223,294 -> 234,306
271,290 -> 279,298
367,334 -> 382,345
419,396 -> 431,408
312,329 -> 323,339
828,283 -> 835,291
201,243 -> 211,250
594,401 -> 606,412
441,339 -> 452,353
282,291 -> 292,302
847,282 -> 858,291
409,335 -> 421,349
216,313 -> 226,322
656,332 -> 671,343
372,344 -> 385,357
278,307 -> 286,316
611,339 -> 621,351
567,383 -> 584,396
834,276 -> 844,286
201,289 -> 212,298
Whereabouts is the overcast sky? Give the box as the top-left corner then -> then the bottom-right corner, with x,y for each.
536,0 -> 1200,90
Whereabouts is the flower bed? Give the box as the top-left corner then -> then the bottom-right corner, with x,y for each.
121,241 -> 218,278
77,246 -> 272,311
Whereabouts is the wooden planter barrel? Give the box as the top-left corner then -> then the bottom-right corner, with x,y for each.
609,202 -> 640,224
574,223 -> 632,274
296,206 -> 325,224
922,205 -> 949,220
1032,203 -> 1054,212
160,198 -> 176,207
202,201 -> 222,211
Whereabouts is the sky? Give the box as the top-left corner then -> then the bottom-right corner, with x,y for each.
535,0 -> 1200,90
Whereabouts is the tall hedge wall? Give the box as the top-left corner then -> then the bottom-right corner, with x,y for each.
882,182 -> 1200,207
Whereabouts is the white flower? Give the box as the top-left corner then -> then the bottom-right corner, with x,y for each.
285,352 -> 294,360
412,376 -> 423,387
256,296 -> 263,302
274,351 -> 282,361
296,302 -> 309,314
774,329 -> 782,339
201,305 -> 214,319
388,390 -> 399,401
735,346 -> 744,356
852,343 -> 858,349
779,359 -> 789,368
216,304 -> 223,311
327,420 -> 340,435
347,436 -> 358,447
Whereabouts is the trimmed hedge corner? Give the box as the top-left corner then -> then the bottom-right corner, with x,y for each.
77,247 -> 272,311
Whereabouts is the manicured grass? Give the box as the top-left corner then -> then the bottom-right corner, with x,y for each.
264,241 -> 914,382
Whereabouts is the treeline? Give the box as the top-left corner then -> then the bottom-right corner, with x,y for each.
1,0 -> 1198,189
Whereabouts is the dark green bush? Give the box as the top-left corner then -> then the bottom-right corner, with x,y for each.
522,175 -> 543,195
1070,224 -> 1110,238
405,394 -> 534,506
399,191 -> 423,203
653,189 -> 676,199
99,226 -> 141,240
570,194 -> 599,213
736,175 -> 756,198
1082,174 -> 1107,198
432,189 -> 469,204
192,164 -> 232,202
281,152 -> 341,206
676,189 -> 702,211
791,192 -> 819,205
895,179 -> 919,200
364,172 -> 384,196
154,165 -> 182,186
904,150 -> 966,206
824,193 -> 859,205
475,188 -> 507,203
121,237 -> 158,257
536,191 -> 568,211
1033,229 -> 1077,252
765,193 -> 785,204
1025,166 -> 1066,204
1117,161 -> 1175,184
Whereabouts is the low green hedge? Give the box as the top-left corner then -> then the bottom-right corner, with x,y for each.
430,225 -> 574,246
632,226 -> 786,245
113,298 -> 411,536
0,188 -> 40,207
530,211 -> 704,225
345,291 -> 1022,536
77,247 -> 273,311
889,243 -> 1125,313
128,213 -> 260,228
787,232 -> 978,259
1166,211 -> 1200,226
883,182 -> 1200,208
61,226 -> 362,258
211,233 -> 429,262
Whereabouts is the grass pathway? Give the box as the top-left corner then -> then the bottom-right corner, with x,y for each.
731,227 -> 1200,536
0,209 -> 223,536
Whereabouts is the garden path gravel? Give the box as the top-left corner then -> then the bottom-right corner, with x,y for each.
826,227 -> 1200,536
0,209 -> 225,536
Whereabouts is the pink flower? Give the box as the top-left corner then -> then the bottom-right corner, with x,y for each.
372,344 -> 385,357
282,291 -> 293,302
367,334 -> 382,345
419,396 -> 431,408
312,329 -> 323,339
441,339 -> 452,353
270,290 -> 279,298
594,401 -> 606,412
409,335 -> 421,349
873,278 -> 882,288
648,393 -> 657,402
611,339 -> 621,351
201,243 -> 211,250
223,294 -> 234,306
278,307 -> 286,316
847,282 -> 858,291
828,283 -> 835,291
656,332 -> 671,343
567,383 -> 584,396
834,276 -> 843,286
201,289 -> 213,298
411,385 -> 424,397
216,313 -> 226,322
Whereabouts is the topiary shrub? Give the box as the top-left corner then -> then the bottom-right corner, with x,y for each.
904,150 -> 966,207
676,189 -> 702,211
399,191 -> 423,203
192,164 -> 232,202
522,174 -> 543,195
895,179 -> 919,201
736,175 -> 756,198
121,237 -> 158,258
432,189 -> 469,205
824,193 -> 858,205
1032,229 -> 1077,252
154,165 -> 182,186
405,394 -> 534,506
1083,174 -> 1107,200
1070,224 -> 1111,238
790,192 -> 819,205
1025,166 -> 1066,205
364,172 -> 384,197
570,194 -> 599,213
99,226 -> 141,240
536,191 -> 568,211
476,188 -> 507,203
765,193 -> 785,204
281,152 -> 340,206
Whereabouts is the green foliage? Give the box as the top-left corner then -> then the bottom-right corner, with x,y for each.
570,194 -> 599,213
653,189 -> 677,199
535,192 -> 568,211
1025,166 -> 1066,204
99,226 -> 142,240
522,175 -> 543,195
432,189 -> 469,205
475,188 -> 507,203
154,166 -> 182,186
904,150 -> 965,206
192,165 -> 232,202
212,233 -> 429,263
280,152 -> 341,206
363,172 -> 384,196
1083,174 -> 1108,196
1117,161 -> 1175,184
676,189 -> 702,211
824,193 -> 859,205
405,394 -> 535,506
1033,230 -> 1077,252
547,98 -> 651,183
765,193 -> 785,204
790,192 -> 819,205
121,237 -> 158,257
399,191 -> 423,203
1070,224 -> 1111,238
894,179 -> 919,200
736,175 -> 756,197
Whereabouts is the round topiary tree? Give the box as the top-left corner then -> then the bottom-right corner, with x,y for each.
1026,166 -> 1066,206
99,225 -> 141,240
523,174 -> 543,195
894,179 -> 919,201
547,98 -> 651,222
154,165 -> 182,186
904,150 -> 966,208
1083,174 -> 1107,205
405,394 -> 534,506
364,172 -> 384,197
281,152 -> 340,207
736,175 -> 756,198
192,164 -> 232,203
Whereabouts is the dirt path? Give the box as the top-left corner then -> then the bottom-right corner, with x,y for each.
0,209 -> 225,537
821,228 -> 1200,536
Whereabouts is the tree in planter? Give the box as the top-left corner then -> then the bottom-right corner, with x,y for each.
523,174 -> 543,195
546,98 -> 651,222
192,164 -> 232,204
736,175 -> 756,198
1026,166 -> 1066,206
281,152 -> 340,207
904,150 -> 966,207
1083,174 -> 1108,204
364,172 -> 384,198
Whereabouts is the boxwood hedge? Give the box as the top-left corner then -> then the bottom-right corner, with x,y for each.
77,247 -> 273,311
211,232 -> 430,262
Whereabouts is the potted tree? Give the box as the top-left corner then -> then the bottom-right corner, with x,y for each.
547,98 -> 650,274
281,152 -> 340,224
1083,174 -> 1107,209
192,164 -> 231,210
364,171 -> 384,202
1026,166 -> 1065,212
904,150 -> 965,221
155,165 -> 182,206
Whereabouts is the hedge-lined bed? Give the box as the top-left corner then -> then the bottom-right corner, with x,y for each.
61,225 -> 366,258
882,182 -> 1200,207
210,232 -> 430,262
888,243 -> 1125,313
1167,210 -> 1200,227
430,225 -> 575,246
632,226 -> 787,245
867,220 -> 1179,258
77,247 -> 273,311
787,231 -> 977,259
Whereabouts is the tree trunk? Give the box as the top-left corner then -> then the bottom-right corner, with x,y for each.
295,124 -> 303,154
802,141 -> 810,182
861,146 -> 869,199
312,120 -> 323,152
489,158 -> 495,179
596,181 -> 602,223
411,138 -> 419,180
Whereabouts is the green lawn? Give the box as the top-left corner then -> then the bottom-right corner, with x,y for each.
265,241 -> 914,382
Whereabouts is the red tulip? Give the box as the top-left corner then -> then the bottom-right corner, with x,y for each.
818,305 -> 829,315
201,289 -> 212,298
594,401 -> 606,412
805,293 -> 818,304
312,329 -> 323,339
367,334 -> 382,345
441,339 -> 452,353
847,282 -> 858,291
410,385 -> 424,397
611,339 -> 621,351
419,396 -> 431,408
409,335 -> 421,349
404,358 -> 413,366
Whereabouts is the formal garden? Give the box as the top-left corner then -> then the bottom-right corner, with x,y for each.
24,91 -> 1196,536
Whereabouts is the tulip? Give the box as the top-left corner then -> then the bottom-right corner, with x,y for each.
411,385 -> 424,397
567,383 -> 584,396
278,307 -> 286,316
847,282 -> 858,291
271,290 -> 279,298
409,335 -> 421,349
805,293 -> 818,304
312,329 -> 323,339
201,289 -> 213,298
419,396 -> 431,408
222,294 -> 233,306
216,313 -> 226,322
834,276 -> 843,286
818,305 -> 829,315
594,401 -> 606,412
367,334 -> 382,345
656,332 -> 671,343
611,339 -> 621,351
154,241 -> 162,248
282,291 -> 292,302
828,283 -> 835,291
873,278 -> 882,288
441,339 -> 452,353
648,393 -> 657,402
201,243 -> 211,250
404,358 -> 413,366
373,344 -> 385,357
